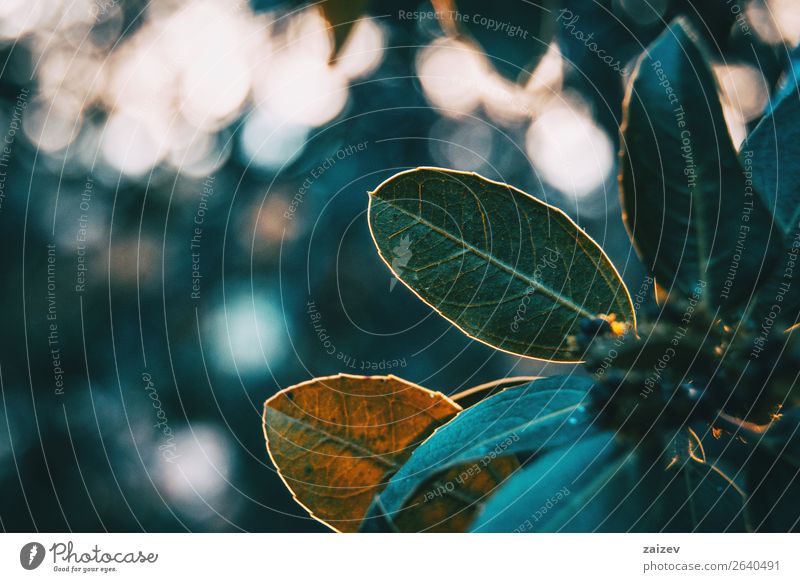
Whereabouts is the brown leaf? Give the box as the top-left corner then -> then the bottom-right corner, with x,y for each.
319,0 -> 368,63
430,0 -> 458,37
263,373 -> 461,532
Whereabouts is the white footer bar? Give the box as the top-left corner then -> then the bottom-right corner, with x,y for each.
1,534 -> 796,581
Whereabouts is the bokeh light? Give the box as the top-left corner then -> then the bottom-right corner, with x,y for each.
525,99 -> 615,200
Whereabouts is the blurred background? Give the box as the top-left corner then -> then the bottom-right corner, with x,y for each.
0,0 -> 797,532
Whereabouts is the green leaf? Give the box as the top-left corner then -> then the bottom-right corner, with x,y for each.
741,80 -> 800,236
368,167 -> 634,361
470,433 -> 748,532
361,376 -> 595,531
740,71 -> 800,326
554,0 -> 640,79
620,18 -> 783,312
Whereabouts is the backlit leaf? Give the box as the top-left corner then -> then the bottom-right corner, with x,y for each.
369,167 -> 635,361
362,376 -> 594,530
620,18 -> 782,312
741,75 -> 800,236
262,374 -> 460,532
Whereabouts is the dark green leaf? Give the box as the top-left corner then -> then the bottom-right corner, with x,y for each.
364,376 -> 595,529
620,18 -> 782,312
740,56 -> 800,325
555,0 -> 645,77
741,78 -> 800,236
369,167 -> 635,361
471,433 -> 748,532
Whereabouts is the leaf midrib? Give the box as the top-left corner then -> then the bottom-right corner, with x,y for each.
375,199 -> 595,319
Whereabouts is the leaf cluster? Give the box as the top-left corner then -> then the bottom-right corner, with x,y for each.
263,17 -> 800,532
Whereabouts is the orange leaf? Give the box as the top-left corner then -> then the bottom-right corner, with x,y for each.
263,373 -> 461,532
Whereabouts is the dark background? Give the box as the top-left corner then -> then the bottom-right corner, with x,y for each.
0,0 -> 795,531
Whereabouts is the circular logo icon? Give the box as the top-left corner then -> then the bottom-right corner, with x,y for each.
20,542 -> 46,570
